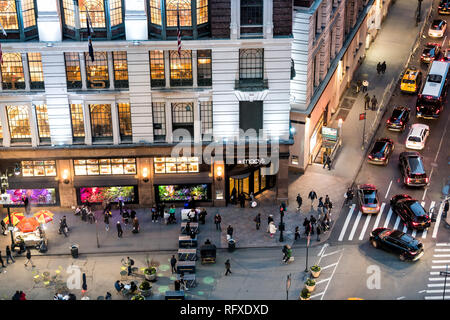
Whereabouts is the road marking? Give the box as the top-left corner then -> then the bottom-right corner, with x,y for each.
422,187 -> 428,201
432,260 -> 450,264
393,216 -> 401,230
310,291 -> 325,299
315,277 -> 331,285
432,202 -> 444,238
396,296 -> 405,300
373,203 -> 385,229
338,204 -> 355,241
432,265 -> 449,269
317,243 -> 329,257
320,252 -> 343,300
436,243 -> 450,246
321,263 -> 338,271
428,283 -> 447,287
359,214 -> 372,240
424,296 -> 450,300
385,180 -> 393,199
383,208 -> 393,228
435,249 -> 450,252
430,272 -> 441,275
422,201 -> 432,239
348,211 -> 363,241
433,254 -> 450,258
429,277 -> 446,281
426,289 -> 447,293
321,249 -> 344,258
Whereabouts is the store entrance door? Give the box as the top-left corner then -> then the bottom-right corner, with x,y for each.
228,175 -> 250,203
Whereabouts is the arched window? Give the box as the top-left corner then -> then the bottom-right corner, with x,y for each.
84,51 -> 109,89
169,50 -> 192,86
0,0 -> 38,41
61,0 -> 125,40
35,104 -> 50,141
89,104 -> 113,140
166,0 -> 191,27
1,53 -> 25,90
7,105 -> 31,141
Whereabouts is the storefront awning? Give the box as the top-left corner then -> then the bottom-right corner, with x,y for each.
228,165 -> 253,180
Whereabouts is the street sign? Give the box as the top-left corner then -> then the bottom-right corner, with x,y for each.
359,113 -> 366,120
322,127 -> 338,141
7,226 -> 13,231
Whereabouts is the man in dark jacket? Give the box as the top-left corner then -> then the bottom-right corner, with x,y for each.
308,190 -> 318,209
254,213 -> 261,230
303,217 -> 310,235
116,221 -> 123,238
24,248 -> 34,267
238,193 -> 245,208
227,225 -> 234,238
444,200 -> 449,218
296,194 -> 303,211
6,246 -> 14,264
170,255 -> 177,274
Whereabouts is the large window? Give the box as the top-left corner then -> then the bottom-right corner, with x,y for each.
149,50 -> 165,87
166,0 -> 191,27
85,52 -> 109,89
1,53 -> 25,90
117,103 -> 132,141
21,160 -> 56,177
197,49 -> 211,86
0,122 -> 3,141
239,49 -> 264,80
154,157 -> 199,174
62,0 -> 75,28
0,0 -> 18,30
22,0 -> 36,28
79,0 -> 106,28
196,0 -> 208,25
35,104 -> 50,142
200,101 -> 212,140
89,104 -> 113,140
70,104 -> 85,141
64,53 -> 82,90
240,0 -> 263,25
27,53 -> 44,90
109,0 -> 123,26
170,50 -> 192,86
6,105 -> 31,141
0,0 -> 38,40
112,51 -> 128,88
149,0 -> 161,25
74,158 -> 136,175
152,102 -> 166,141
172,102 -> 194,139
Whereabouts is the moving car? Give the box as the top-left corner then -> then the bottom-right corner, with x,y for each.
357,184 -> 380,214
367,138 -> 394,165
441,48 -> 450,61
405,124 -> 429,150
386,106 -> 410,131
421,43 -> 441,63
390,194 -> 432,230
370,228 -> 424,261
400,68 -> 422,93
399,152 -> 429,187
439,0 -> 450,14
428,19 -> 447,38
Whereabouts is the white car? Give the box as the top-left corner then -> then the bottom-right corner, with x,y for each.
405,124 -> 429,150
428,19 -> 447,38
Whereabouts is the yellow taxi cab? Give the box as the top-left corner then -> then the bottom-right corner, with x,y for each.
400,68 -> 422,93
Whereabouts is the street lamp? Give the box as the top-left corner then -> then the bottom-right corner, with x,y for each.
304,231 -> 311,273
1,164 -> 22,248
416,0 -> 423,25
279,203 -> 286,242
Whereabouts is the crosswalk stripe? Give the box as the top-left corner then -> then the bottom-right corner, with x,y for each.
436,243 -> 450,246
434,254 -> 450,258
424,296 -> 450,300
432,202 -> 444,238
393,216 -> 401,230
359,214 -> 372,240
435,249 -> 450,252
372,203 -> 385,229
430,272 -> 441,275
338,204 -> 356,241
426,289 -> 447,293
348,211 -> 363,241
432,265 -> 449,269
429,278 -> 446,281
432,260 -> 450,263
428,283 -> 447,287
419,201 -> 426,238
402,223 -> 408,233
383,208 -> 393,228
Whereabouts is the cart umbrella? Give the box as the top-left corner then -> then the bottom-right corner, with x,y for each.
16,217 -> 40,233
3,212 -> 25,226
34,210 -> 54,224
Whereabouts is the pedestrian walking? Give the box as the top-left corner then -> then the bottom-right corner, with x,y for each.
1,220 -> 6,235
303,217 -> 310,235
231,187 -> 237,205
58,219 -> 68,237
0,251 -> 5,268
226,225 -> 234,239
443,199 -> 449,218
12,291 -> 20,300
308,190 -> 318,209
19,291 -> 26,300
6,246 -> 14,264
362,80 -> 369,92
170,255 -> 177,274
24,248 -> 34,267
296,194 -> 303,211
254,213 -> 261,230
294,226 -> 300,240
238,193 -> 245,208
132,217 -> 140,233
364,93 -> 370,110
225,259 -> 232,276
268,221 -> 277,238
116,221 -> 123,238
23,195 -> 30,215
317,197 -> 324,214
376,62 -> 381,75
326,155 -> 332,170
323,152 -> 328,169
151,206 -> 158,223
214,213 -> 222,231
381,61 -> 386,74
356,79 -> 362,93
316,224 -> 321,241
325,195 -> 330,207
345,187 -> 354,206
371,95 -> 378,111
104,211 -> 111,231
126,257 -> 133,276
310,215 -> 317,235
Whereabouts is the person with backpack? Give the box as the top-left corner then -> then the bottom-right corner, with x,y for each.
126,257 -> 134,276
254,213 -> 261,230
296,194 -> 303,211
308,190 -> 318,209
214,214 -> 222,231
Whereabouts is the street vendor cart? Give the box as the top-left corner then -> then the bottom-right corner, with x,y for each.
14,217 -> 48,252
200,243 -> 216,264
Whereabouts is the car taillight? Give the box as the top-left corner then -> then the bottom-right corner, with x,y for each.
387,119 -> 391,124
368,155 -> 373,159
436,109 -> 440,114
417,106 -> 420,111
380,157 -> 386,161
406,177 -> 411,184
399,121 -> 403,125
412,221 -> 419,226
425,177 -> 429,183
409,250 -> 418,255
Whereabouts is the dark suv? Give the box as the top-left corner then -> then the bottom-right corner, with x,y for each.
390,194 -> 432,230
368,138 -> 394,165
399,152 -> 429,187
370,228 -> 424,261
439,0 -> 450,14
421,43 -> 441,63
386,106 -> 410,131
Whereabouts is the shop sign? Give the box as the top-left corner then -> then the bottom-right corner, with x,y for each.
321,127 -> 338,141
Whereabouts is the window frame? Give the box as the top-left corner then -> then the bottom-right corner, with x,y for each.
149,50 -> 166,87
200,100 -> 213,140
0,0 -> 38,41
27,52 -> 44,90
84,51 -> 110,89
117,102 -> 132,141
239,48 -> 264,81
64,52 -> 82,90
1,53 -> 26,90
89,104 -> 113,141
35,104 -> 51,142
112,51 -> 129,89
172,102 -> 194,140
197,49 -> 212,86
73,158 -> 137,176
240,0 -> 264,26
169,50 -> 193,87
152,102 -> 166,142
69,103 -> 86,142
21,160 -> 57,177
6,105 -> 32,143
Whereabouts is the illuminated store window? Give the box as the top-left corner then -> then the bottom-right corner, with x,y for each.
89,104 -> 113,141
1,53 -> 25,90
197,49 -> 211,86
152,102 -> 166,141
169,50 -> 192,86
35,104 -> 50,142
200,101 -> 212,140
112,51 -> 128,88
70,104 -> 85,141
149,50 -> 165,87
64,53 -> 82,90
149,0 -> 161,25
172,102 -> 194,139
85,51 -> 109,89
154,157 -> 199,174
117,102 -> 132,141
0,123 -> 3,141
61,0 -> 125,40
74,158 -> 136,175
0,0 -> 38,41
6,105 -> 31,142
166,0 -> 191,27
196,0 -> 208,25
27,52 -> 44,90
21,160 -> 56,177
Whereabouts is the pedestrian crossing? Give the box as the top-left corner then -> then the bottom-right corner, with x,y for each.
336,200 -> 444,242
423,243 -> 450,300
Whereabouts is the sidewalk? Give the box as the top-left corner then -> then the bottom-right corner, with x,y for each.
288,0 -> 434,244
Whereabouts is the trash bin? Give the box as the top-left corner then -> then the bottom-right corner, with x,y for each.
71,244 -> 79,258
228,239 -> 236,252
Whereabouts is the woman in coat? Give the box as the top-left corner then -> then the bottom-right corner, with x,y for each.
268,221 -> 277,238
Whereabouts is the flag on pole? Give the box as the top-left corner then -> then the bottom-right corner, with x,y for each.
0,43 -> 3,65
86,10 -> 94,62
0,21 -> 7,37
177,4 -> 182,57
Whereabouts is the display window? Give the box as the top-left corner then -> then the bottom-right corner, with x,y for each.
74,158 -> 136,176
21,160 -> 56,177
153,157 -> 199,174
157,184 -> 209,202
7,188 -> 57,205
79,186 -> 136,203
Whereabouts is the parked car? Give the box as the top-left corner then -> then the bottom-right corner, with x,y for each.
386,106 -> 410,131
367,138 -> 394,165
438,0 -> 450,14
390,194 -> 432,230
370,228 -> 425,261
421,43 -> 441,63
428,19 -> 447,38
400,68 -> 422,93
399,152 -> 429,187
405,123 -> 429,150
357,184 -> 380,214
